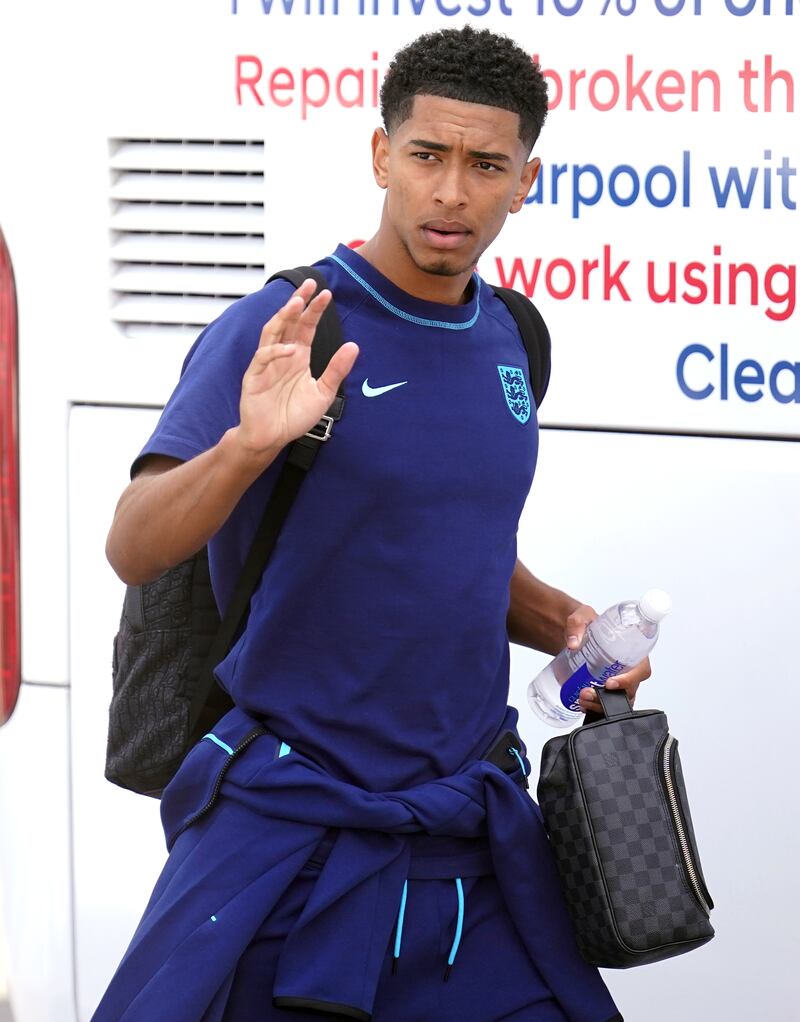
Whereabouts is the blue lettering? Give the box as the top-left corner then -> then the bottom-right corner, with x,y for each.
609,164 -> 640,206
645,165 -> 677,207
769,361 -> 800,403
655,0 -> 703,12
677,343 -> 715,400
553,0 -> 583,12
677,345 -> 800,403
525,154 -> 690,218
709,165 -> 758,208
233,0 -> 513,11
560,662 -> 592,710
734,359 -> 765,401
573,164 -> 603,218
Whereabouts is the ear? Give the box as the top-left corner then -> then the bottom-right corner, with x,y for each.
509,157 -> 541,214
372,127 -> 390,190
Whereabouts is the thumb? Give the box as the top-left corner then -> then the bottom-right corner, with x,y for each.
318,341 -> 360,399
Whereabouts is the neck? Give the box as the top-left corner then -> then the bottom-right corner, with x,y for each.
357,220 -> 474,306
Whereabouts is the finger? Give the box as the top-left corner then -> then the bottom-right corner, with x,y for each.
578,684 -> 637,715
257,281 -> 319,349
245,342 -> 298,381
565,604 -> 597,650
604,657 -> 651,690
577,687 -> 603,714
291,278 -> 321,305
316,341 -> 360,399
291,288 -> 334,348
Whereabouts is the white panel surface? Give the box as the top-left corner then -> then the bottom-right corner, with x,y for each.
511,428 -> 799,1022
0,685 -> 75,1022
67,405 -> 166,1022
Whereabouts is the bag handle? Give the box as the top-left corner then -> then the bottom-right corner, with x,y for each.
582,686 -> 634,725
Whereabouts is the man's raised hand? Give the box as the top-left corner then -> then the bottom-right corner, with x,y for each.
236,280 -> 359,462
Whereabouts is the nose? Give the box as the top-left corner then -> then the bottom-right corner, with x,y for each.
432,163 -> 468,209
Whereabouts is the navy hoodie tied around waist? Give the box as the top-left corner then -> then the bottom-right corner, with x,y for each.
92,707 -> 622,1022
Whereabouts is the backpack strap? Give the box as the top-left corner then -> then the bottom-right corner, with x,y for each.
490,286 -> 552,409
192,266 -> 346,725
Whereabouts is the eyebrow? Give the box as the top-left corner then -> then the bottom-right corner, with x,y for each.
407,139 -> 512,163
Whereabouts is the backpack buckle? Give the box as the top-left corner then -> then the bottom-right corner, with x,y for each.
304,414 -> 334,442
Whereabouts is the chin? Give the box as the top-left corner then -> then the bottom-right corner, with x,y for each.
414,253 -> 476,279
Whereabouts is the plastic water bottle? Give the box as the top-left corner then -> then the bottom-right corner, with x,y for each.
527,589 -> 672,728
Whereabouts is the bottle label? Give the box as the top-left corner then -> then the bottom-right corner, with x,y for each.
560,660 -> 625,711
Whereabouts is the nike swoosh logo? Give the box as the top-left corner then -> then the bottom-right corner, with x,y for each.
361,379 -> 408,398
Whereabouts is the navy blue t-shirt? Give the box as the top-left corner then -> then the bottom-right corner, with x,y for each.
138,244 -> 539,791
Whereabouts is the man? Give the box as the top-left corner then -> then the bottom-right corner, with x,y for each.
98,25 -> 646,1022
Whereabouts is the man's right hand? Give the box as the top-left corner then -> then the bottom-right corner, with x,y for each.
107,279 -> 359,585
235,279 -> 360,463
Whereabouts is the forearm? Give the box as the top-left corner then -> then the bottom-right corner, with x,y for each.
506,559 -> 582,655
106,427 -> 280,585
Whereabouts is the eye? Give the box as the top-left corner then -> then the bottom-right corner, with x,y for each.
412,151 -> 439,162
476,161 -> 503,173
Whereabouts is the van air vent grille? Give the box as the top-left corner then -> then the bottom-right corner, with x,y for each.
109,139 -> 266,340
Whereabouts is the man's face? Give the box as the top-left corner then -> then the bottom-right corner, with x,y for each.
372,94 -> 539,287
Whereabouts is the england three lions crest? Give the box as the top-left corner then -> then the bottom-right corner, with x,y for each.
497,365 -> 531,425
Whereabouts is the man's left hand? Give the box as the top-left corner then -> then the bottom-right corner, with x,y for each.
564,604 -> 652,715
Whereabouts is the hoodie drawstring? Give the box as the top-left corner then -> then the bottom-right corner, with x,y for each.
392,880 -> 409,974
391,877 -> 466,981
507,745 -> 529,789
443,878 -> 464,982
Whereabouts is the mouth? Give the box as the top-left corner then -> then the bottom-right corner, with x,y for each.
420,221 -> 471,251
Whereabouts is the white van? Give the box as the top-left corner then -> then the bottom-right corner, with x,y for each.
1,3 -> 797,1021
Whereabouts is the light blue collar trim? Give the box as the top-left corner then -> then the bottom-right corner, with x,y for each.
330,253 -> 481,330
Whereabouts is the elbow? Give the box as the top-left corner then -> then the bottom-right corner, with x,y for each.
105,523 -> 156,587
105,530 -> 139,586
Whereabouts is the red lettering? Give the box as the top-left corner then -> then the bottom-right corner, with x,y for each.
336,68 -> 365,109
588,70 -> 619,112
569,69 -> 586,111
301,68 -> 330,120
269,68 -> 294,108
545,258 -> 576,300
656,70 -> 685,112
626,55 -> 653,111
533,55 -> 563,110
603,245 -> 631,301
236,55 -> 264,106
682,262 -> 708,305
493,256 -> 542,298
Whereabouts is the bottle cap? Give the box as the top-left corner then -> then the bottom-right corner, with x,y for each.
638,589 -> 672,622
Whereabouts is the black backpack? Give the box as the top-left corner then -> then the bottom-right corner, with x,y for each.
105,268 -> 552,797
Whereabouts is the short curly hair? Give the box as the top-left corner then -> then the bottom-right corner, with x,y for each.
381,26 -> 548,153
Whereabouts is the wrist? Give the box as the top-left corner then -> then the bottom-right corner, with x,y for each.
219,426 -> 282,481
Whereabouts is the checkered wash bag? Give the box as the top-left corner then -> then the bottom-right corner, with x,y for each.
537,687 -> 714,968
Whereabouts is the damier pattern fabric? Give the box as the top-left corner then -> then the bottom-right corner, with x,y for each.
537,703 -> 714,969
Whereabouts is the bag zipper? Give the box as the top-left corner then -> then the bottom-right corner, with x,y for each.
168,725 -> 268,847
662,735 -> 712,916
